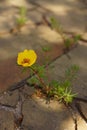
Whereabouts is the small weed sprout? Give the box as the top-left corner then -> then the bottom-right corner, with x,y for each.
50,17 -> 81,50
41,46 -> 51,52
17,50 -> 79,104
16,6 -> 27,28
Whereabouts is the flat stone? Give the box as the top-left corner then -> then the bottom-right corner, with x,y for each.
27,10 -> 42,23
7,0 -> 33,8
37,25 -> 63,43
22,97 -> 74,130
82,33 -> 87,41
29,0 -> 87,33
47,44 -> 87,98
0,110 -> 14,130
0,7 -> 64,92
0,90 -> 19,106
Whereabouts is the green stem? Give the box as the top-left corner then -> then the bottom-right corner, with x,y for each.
30,67 -> 46,89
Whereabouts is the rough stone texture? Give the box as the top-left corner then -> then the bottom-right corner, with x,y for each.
0,90 -> 19,106
22,98 -> 73,130
0,110 -> 14,130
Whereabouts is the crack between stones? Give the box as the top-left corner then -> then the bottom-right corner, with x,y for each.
0,93 -> 24,130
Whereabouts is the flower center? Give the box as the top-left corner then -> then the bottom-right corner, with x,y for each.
22,58 -> 30,64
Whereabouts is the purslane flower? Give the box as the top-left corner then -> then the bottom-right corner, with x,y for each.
17,49 -> 37,67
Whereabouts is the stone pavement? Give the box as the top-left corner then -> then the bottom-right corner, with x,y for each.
0,0 -> 87,92
0,43 -> 87,130
0,0 -> 87,130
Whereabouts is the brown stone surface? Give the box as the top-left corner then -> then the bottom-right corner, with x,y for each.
0,43 -> 64,93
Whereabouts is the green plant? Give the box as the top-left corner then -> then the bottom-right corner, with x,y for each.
73,34 -> 82,43
50,17 -> 81,50
65,64 -> 79,81
41,46 -> 51,52
46,66 -> 79,104
64,38 -> 72,50
28,63 -> 79,104
16,6 -> 27,27
28,64 -> 47,86
48,80 -> 77,103
50,17 -> 65,40
17,50 -> 79,104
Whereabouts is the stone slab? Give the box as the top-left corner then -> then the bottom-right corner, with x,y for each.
28,0 -> 87,33
47,44 -> 87,98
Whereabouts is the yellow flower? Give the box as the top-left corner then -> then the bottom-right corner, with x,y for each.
17,49 -> 37,67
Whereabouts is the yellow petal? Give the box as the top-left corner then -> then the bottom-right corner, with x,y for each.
17,49 -> 37,67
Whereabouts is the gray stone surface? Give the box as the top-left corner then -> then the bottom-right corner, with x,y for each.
48,44 -> 87,98
28,0 -> 87,33
0,0 -> 87,33
0,110 -> 14,130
